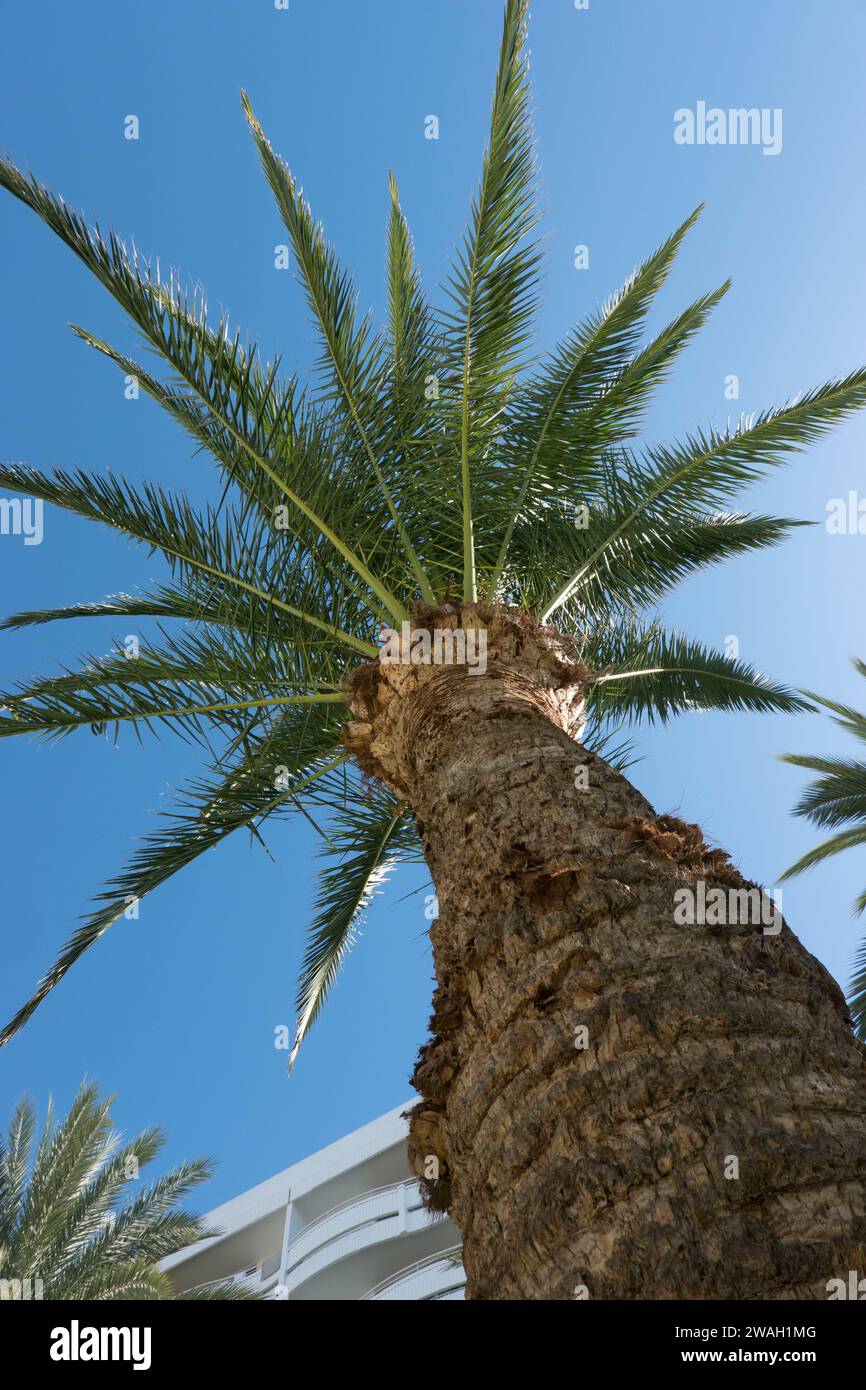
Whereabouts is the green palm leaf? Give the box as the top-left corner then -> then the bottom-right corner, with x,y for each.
0,156 -> 410,623
0,710 -> 347,1046
489,205 -> 716,582
587,623 -> 811,724
241,94 -> 434,605
0,1098 -> 37,1250
290,784 -> 421,1067
443,0 -> 539,599
543,371 -> 866,621
849,938 -> 866,1038
0,1080 -> 259,1299
781,660 -> 866,1038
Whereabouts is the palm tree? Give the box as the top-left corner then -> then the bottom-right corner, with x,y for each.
0,1079 -> 256,1299
781,658 -> 866,1042
2,0 -> 866,1298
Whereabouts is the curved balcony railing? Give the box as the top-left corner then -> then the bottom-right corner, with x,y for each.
361,1246 -> 466,1301
284,1178 -> 441,1292
189,1254 -> 281,1298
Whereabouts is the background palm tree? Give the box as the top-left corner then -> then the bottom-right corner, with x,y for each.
0,1079 -> 256,1299
781,658 -> 866,1040
2,0 -> 866,1297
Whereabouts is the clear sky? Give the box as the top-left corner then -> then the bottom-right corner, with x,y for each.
2,0 -> 866,1213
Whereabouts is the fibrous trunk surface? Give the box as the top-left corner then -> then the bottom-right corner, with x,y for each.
344,603 -> 866,1300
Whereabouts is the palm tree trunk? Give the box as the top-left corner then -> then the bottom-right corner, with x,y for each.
345,604 -> 866,1300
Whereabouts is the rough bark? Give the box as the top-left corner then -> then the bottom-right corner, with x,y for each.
344,602 -> 866,1300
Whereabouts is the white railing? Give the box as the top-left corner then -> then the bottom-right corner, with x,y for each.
189,1259 -> 281,1298
285,1179 -> 422,1267
362,1246 -> 466,1301
284,1178 -> 440,1293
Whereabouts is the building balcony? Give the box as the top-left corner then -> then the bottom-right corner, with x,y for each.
160,1104 -> 465,1301
193,1251 -> 282,1299
361,1247 -> 466,1300
284,1177 -> 452,1300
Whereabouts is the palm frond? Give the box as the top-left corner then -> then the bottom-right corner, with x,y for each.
0,606 -> 346,746
0,1097 -> 37,1249
544,370 -> 866,620
443,0 -> 539,599
581,722 -> 640,775
290,784 -> 420,1066
512,492 -> 805,619
780,660 -> 866,1037
586,623 -> 811,725
780,827 -> 866,881
0,461 -> 380,659
0,154 -> 410,623
849,938 -> 866,1037
780,754 -> 866,828
489,205 -> 711,583
0,1080 -> 250,1298
241,95 -> 434,604
0,710 -> 347,1047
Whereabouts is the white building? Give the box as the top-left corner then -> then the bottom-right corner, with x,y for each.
161,1102 -> 466,1301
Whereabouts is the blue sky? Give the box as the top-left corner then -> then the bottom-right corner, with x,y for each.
1,0 -> 865,1212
